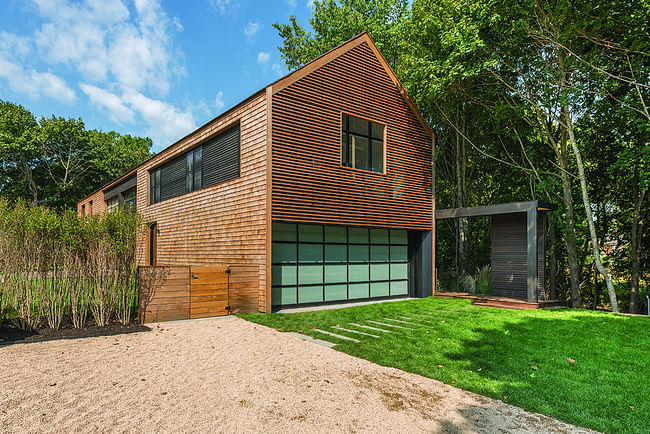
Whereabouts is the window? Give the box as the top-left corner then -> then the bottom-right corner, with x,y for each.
150,124 -> 240,205
106,196 -> 119,213
122,186 -> 136,210
186,147 -> 202,193
341,114 -> 385,173
81,204 -> 85,215
89,201 -> 93,215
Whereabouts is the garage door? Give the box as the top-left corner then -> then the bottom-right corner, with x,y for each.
271,222 -> 409,307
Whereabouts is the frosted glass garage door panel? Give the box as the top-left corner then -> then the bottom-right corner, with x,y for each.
390,281 -> 408,295
349,283 -> 369,299
272,265 -> 297,286
272,223 -> 296,241
325,285 -> 347,301
390,263 -> 409,280
370,282 -> 390,297
272,287 -> 297,305
299,265 -> 324,285
299,286 -> 323,303
272,243 -> 296,263
325,265 -> 347,283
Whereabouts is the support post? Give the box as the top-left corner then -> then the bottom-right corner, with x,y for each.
526,206 -> 538,302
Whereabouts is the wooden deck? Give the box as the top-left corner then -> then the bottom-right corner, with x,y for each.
435,291 -> 563,310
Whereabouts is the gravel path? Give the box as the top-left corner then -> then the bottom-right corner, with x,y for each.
1,317 -> 592,433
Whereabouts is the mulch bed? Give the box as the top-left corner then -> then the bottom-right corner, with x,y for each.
0,318 -> 151,345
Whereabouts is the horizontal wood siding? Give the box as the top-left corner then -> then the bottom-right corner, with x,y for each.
228,265 -> 260,314
138,266 -> 190,323
491,213 -> 528,300
77,190 -> 105,216
135,93 -> 268,312
271,42 -> 432,229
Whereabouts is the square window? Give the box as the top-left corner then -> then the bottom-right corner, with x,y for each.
341,114 -> 385,173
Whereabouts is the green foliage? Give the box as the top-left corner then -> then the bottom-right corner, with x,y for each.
0,100 -> 153,209
0,199 -> 146,329
273,0 -> 650,312
242,298 -> 650,433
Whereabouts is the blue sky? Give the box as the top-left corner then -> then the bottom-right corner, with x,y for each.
0,0 -> 314,151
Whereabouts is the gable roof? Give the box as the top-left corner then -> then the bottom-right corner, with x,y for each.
79,31 -> 432,203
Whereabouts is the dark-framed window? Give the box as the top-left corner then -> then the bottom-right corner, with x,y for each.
341,113 -> 385,173
149,123 -> 240,205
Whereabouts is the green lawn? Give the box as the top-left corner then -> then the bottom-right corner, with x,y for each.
240,297 -> 649,433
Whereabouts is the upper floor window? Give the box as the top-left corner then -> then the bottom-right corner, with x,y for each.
106,196 -> 119,213
341,113 -> 385,173
150,123 -> 240,205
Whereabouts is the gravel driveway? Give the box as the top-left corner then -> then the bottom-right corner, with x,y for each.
1,316 -> 591,433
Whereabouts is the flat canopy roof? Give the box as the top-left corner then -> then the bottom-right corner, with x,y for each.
436,200 -> 557,220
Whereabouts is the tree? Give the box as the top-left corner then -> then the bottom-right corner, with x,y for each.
0,101 -> 153,209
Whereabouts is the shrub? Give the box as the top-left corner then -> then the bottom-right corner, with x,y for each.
0,198 -> 145,330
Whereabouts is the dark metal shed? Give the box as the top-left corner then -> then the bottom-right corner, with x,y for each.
436,201 -> 557,303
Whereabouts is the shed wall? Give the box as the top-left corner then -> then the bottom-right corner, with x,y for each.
491,213 -> 528,300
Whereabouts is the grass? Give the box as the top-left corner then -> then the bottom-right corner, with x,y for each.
240,297 -> 650,433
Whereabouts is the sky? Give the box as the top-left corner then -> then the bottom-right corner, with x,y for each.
0,0 -> 315,152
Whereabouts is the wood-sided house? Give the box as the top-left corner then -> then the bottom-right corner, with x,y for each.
77,32 -> 435,321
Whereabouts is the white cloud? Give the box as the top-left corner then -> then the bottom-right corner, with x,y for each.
0,32 -> 31,58
79,83 -> 134,124
257,51 -> 270,64
33,0 -> 180,96
244,21 -> 261,38
215,91 -> 225,110
272,63 -> 283,77
0,54 -> 75,103
122,89 -> 196,148
210,0 -> 238,14
288,0 -> 297,9
307,0 -> 315,8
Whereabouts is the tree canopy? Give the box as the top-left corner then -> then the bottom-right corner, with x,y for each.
0,100 -> 153,210
273,0 -> 650,313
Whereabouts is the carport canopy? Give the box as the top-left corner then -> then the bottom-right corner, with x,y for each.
435,200 -> 557,303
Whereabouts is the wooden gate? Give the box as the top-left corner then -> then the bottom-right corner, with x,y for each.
190,266 -> 229,319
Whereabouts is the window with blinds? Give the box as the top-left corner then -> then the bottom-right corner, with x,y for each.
150,123 -> 240,204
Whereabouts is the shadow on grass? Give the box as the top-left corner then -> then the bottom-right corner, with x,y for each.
443,310 -> 649,433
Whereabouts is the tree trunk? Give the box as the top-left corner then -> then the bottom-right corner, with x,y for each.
565,110 -> 619,312
557,131 -> 582,308
629,187 -> 646,313
455,106 -> 468,278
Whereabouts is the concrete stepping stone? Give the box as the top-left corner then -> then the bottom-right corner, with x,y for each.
348,322 -> 394,333
288,332 -> 337,348
383,317 -> 429,327
313,328 -> 360,343
332,325 -> 380,338
367,320 -> 414,330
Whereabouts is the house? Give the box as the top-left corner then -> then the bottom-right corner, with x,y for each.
77,32 -> 435,320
